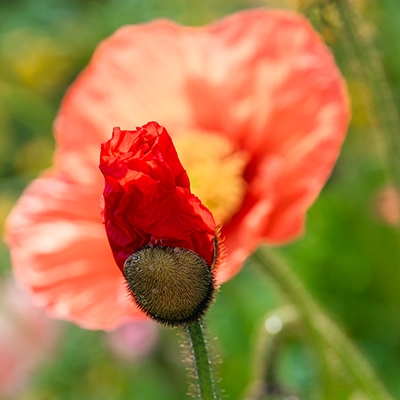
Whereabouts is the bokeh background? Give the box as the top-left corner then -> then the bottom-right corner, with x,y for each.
1,0 -> 400,399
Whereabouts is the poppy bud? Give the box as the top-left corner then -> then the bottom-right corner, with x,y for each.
100,122 -> 221,325
124,245 -> 216,326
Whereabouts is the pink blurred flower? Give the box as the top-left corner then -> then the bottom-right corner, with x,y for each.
373,185 -> 400,226
0,277 -> 60,399
106,321 -> 159,362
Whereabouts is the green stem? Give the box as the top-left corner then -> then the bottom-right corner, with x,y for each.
246,306 -> 302,400
185,319 -> 218,400
331,0 -> 400,189
253,246 -> 394,400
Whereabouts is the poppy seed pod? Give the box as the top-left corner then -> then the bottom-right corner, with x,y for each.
124,246 -> 216,325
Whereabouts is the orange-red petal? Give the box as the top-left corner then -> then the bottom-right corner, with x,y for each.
5,172 -> 143,330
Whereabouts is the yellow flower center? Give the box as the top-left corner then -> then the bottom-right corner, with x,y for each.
174,131 -> 249,224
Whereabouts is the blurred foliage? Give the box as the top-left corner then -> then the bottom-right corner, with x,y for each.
1,0 -> 400,399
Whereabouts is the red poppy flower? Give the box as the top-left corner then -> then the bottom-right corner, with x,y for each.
5,9 -> 349,330
100,123 -> 218,325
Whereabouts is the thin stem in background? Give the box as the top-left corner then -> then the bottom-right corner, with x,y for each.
246,306 -> 306,400
328,0 -> 400,189
253,246 -> 394,400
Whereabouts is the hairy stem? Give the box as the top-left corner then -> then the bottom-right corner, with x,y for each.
185,319 -> 218,400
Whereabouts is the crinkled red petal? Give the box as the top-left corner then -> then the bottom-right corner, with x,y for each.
99,122 -> 216,270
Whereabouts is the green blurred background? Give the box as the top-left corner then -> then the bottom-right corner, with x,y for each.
1,0 -> 400,399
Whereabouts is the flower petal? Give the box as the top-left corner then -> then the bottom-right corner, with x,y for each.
5,172 -> 142,330
217,156 -> 284,283
100,123 -> 216,270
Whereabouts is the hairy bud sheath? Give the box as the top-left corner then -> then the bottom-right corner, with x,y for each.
124,242 -> 218,326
